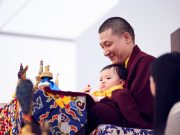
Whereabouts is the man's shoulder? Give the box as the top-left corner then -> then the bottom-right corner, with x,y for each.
127,46 -> 155,70
134,46 -> 154,58
140,51 -> 155,62
130,46 -> 155,63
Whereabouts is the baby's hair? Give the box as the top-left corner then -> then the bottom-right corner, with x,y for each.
101,64 -> 127,80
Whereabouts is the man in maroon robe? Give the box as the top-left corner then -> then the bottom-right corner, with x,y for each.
86,17 -> 155,134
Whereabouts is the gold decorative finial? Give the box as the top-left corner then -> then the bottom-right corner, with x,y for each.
39,59 -> 43,75
34,60 -> 44,90
18,64 -> 28,80
40,65 -> 53,79
22,65 -> 28,80
14,64 -> 28,97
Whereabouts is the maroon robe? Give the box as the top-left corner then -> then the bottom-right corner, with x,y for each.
86,45 -> 155,134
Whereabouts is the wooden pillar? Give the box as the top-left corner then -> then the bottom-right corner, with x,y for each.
171,27 -> 180,52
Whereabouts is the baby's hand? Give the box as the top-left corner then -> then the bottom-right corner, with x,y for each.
83,84 -> 91,93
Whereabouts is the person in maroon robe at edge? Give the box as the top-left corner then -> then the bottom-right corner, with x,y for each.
86,17 -> 155,134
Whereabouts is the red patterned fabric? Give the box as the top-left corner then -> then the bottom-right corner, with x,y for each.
0,98 -> 20,134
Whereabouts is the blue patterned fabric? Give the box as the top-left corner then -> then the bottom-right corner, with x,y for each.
0,90 -> 88,135
96,124 -> 153,135
32,90 -> 87,135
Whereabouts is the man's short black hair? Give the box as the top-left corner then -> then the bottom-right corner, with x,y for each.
99,17 -> 135,42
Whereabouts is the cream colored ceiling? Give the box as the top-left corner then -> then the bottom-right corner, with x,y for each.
0,0 -> 119,40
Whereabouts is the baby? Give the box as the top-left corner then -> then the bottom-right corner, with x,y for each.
84,64 -> 127,101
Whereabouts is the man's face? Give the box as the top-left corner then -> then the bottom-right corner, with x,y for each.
99,29 -> 128,64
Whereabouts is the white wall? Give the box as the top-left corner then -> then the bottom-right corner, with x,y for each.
0,35 -> 77,102
77,0 -> 180,91
0,0 -> 119,103
0,0 -> 180,103
97,0 -> 180,57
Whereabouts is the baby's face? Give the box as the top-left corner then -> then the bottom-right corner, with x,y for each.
99,67 -> 121,92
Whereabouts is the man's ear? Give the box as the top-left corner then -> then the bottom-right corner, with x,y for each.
122,32 -> 131,44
